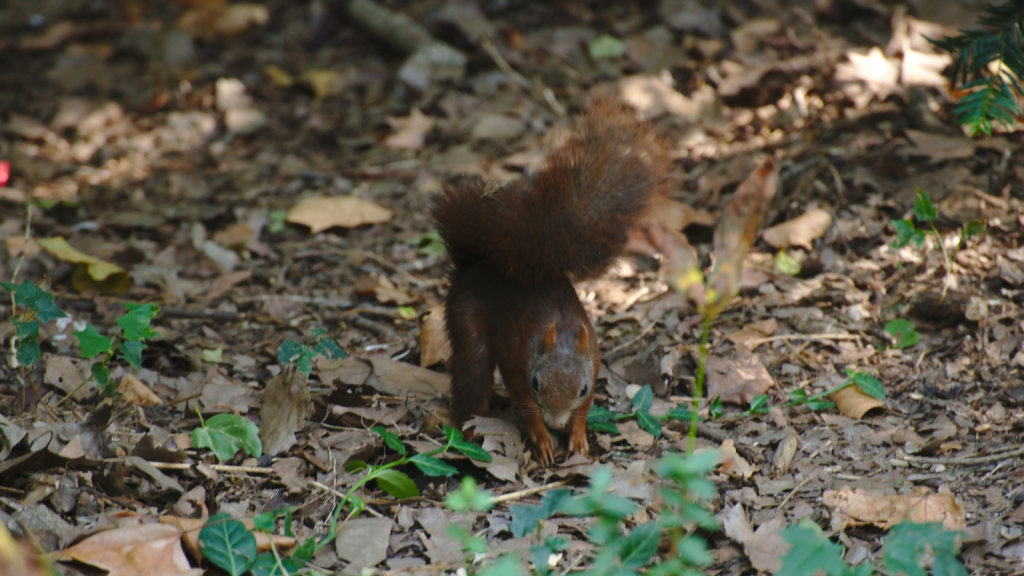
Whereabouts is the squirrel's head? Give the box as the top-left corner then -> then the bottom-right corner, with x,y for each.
528,320 -> 597,431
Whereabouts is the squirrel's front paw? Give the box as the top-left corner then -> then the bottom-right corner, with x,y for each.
568,421 -> 589,458
528,425 -> 556,465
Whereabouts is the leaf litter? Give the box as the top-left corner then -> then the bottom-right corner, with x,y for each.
0,1 -> 1023,575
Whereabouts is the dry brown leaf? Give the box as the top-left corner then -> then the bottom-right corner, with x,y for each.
705,158 -> 778,320
287,196 -> 392,233
53,522 -> 202,576
205,269 -> 253,303
385,108 -> 435,150
762,208 -> 833,250
744,514 -> 788,573
302,69 -> 340,99
835,47 -> 900,107
419,305 -> 452,367
5,236 -> 41,260
159,516 -> 206,561
44,356 -> 87,400
372,275 -> 417,305
617,420 -> 655,449
368,355 -> 450,396
37,236 -> 131,293
832,385 -> 886,419
823,486 -> 966,531
316,356 -> 371,386
717,439 -> 756,479
335,518 -> 394,569
706,347 -> 775,405
259,369 -> 313,456
177,1 -> 268,38
772,433 -> 799,477
118,374 -> 163,407
211,223 -> 254,249
730,17 -> 780,53
726,318 -> 777,346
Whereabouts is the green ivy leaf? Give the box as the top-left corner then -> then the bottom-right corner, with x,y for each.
75,323 -> 112,358
1,280 -> 66,322
375,469 -> 419,499
451,439 -> 492,462
788,388 -> 808,405
631,385 -> 654,412
276,340 -> 315,375
884,318 -> 920,349
509,489 -> 572,538
250,553 -> 304,576
252,507 -> 291,533
199,512 -> 258,576
119,340 -> 146,369
635,410 -> 662,438
779,520 -> 848,576
92,363 -> 111,392
961,220 -> 985,241
443,425 -> 464,444
849,372 -> 886,399
892,219 -> 925,248
372,426 -> 407,454
12,319 -> 41,366
448,525 -> 488,554
478,556 -> 524,576
410,454 -> 458,477
709,397 -> 724,419
666,406 -> 694,421
408,231 -> 447,256
619,522 -> 661,569
191,413 -> 263,462
745,394 -> 771,415
445,477 -> 495,512
586,404 -> 616,422
292,537 -> 315,562
314,337 -> 347,361
587,420 -> 620,434
885,521 -> 965,576
116,302 -> 159,341
774,249 -> 802,276
913,189 -> 937,222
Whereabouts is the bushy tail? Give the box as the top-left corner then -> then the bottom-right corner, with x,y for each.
432,97 -> 668,285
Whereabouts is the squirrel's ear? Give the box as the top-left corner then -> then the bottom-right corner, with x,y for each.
576,322 -> 589,353
543,322 -> 558,351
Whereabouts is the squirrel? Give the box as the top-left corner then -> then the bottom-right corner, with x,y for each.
431,97 -> 668,464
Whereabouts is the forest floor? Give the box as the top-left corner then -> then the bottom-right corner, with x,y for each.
1,0 -> 1023,575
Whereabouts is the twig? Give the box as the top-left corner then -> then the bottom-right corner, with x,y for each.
310,480 -> 385,518
348,315 -> 401,341
492,479 -> 572,504
901,445 -> 1024,466
377,563 -> 464,576
480,37 -> 566,117
693,423 -> 764,464
139,461 -> 275,474
775,476 -> 813,511
744,333 -> 861,346
558,551 -> 588,576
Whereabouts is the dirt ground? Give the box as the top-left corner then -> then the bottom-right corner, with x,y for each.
1,0 -> 1023,575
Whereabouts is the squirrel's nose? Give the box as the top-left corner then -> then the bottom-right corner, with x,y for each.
543,409 -> 573,430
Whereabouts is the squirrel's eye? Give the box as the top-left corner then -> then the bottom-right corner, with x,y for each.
580,383 -> 589,398
531,376 -> 540,392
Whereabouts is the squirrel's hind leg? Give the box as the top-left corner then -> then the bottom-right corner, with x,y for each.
445,300 -> 496,430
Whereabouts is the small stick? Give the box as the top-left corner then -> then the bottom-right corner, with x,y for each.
901,445 -> 1024,466
775,476 -> 813,511
309,480 -> 385,518
492,479 -> 572,504
141,462 -> 275,474
744,333 -> 861,346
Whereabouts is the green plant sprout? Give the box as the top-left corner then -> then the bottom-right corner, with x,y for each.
884,319 -> 921,349
586,384 -> 694,438
891,189 -> 985,287
2,280 -> 160,400
277,327 -> 348,376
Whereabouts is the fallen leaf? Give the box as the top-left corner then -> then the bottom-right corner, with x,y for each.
264,64 -> 294,88
368,355 -> 450,397
717,439 -> 756,479
45,356 -> 87,400
835,47 -> 900,108
37,236 -> 131,293
335,518 -> 394,569
762,209 -> 833,250
205,269 -> 253,303
823,486 -> 966,531
618,73 -> 713,120
52,522 -> 202,576
302,69 -> 340,99
730,17 -> 780,53
287,196 -> 392,233
744,514 -> 788,572
385,108 -> 435,150
259,369 -> 313,456
419,305 -> 452,367
470,114 -> 524,142
118,374 -> 163,407
726,318 -> 777,346
832,385 -> 885,419
706,347 -> 775,405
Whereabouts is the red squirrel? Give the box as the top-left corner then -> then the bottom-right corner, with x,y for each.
431,97 -> 668,464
